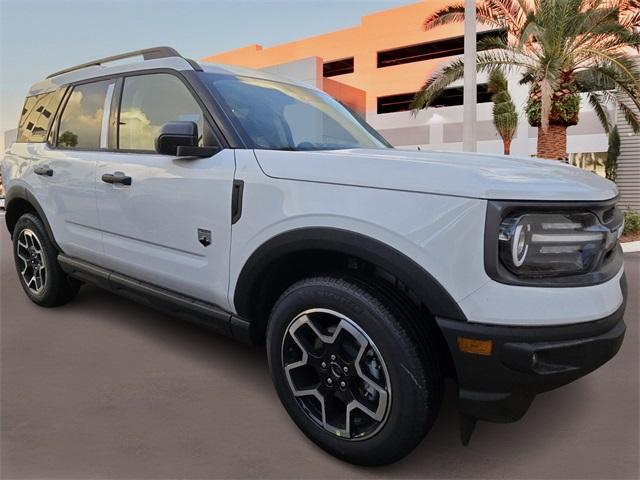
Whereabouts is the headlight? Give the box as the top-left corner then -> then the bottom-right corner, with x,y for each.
498,212 -> 611,277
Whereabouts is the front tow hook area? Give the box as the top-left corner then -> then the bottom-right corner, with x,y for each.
436,306 -> 627,446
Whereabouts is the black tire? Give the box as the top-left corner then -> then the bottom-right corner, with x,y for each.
12,213 -> 80,307
266,276 -> 442,466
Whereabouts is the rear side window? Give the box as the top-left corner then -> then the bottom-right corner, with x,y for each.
16,89 -> 64,143
57,80 -> 114,150
118,73 -> 204,151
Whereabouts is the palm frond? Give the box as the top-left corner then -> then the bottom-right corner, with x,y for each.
423,3 -> 467,30
586,63 -> 640,110
423,0 -> 527,31
576,50 -> 640,90
411,51 -> 529,112
587,91 -> 613,133
617,99 -> 640,133
417,0 -> 640,137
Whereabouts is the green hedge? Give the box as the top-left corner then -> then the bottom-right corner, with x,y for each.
623,209 -> 640,235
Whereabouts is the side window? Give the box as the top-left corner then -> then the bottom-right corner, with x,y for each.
17,97 -> 37,142
16,89 -> 64,143
118,73 -> 205,151
57,80 -> 114,150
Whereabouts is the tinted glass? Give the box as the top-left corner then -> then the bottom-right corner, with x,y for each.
58,80 -> 113,149
202,74 -> 389,151
376,85 -> 491,114
323,58 -> 354,77
377,29 -> 507,68
17,90 -> 64,143
119,73 -> 204,151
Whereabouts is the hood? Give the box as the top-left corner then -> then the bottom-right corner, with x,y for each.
254,148 -> 618,201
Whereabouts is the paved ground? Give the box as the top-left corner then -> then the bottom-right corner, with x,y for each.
1,217 -> 638,479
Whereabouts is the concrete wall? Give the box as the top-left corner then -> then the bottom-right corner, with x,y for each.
367,70 -> 608,156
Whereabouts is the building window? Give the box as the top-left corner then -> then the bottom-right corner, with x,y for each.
377,29 -> 506,68
323,57 -> 354,77
377,85 -> 491,114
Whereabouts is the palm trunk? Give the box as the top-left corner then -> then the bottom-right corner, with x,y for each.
537,123 -> 568,160
503,139 -> 511,155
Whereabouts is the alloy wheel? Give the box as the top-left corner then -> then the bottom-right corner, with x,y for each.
281,308 -> 391,440
16,228 -> 47,295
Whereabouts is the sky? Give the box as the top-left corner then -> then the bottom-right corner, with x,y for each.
0,0 -> 411,140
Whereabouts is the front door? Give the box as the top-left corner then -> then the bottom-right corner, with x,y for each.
95,72 -> 235,308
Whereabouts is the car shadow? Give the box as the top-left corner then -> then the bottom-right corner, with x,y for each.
64,283 -> 637,479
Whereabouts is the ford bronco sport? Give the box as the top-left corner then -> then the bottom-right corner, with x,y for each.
2,47 -> 627,465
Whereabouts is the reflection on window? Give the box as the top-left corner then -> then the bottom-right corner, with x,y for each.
202,74 -> 389,151
569,152 -> 607,177
118,74 -> 204,151
31,90 -> 63,141
17,90 -> 64,143
58,80 -> 113,149
17,97 -> 37,143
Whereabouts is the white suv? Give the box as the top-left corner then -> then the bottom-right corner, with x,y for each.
2,47 -> 627,465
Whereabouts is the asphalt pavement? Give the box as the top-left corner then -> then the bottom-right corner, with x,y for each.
1,216 -> 638,479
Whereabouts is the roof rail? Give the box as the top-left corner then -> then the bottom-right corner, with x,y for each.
46,46 -> 202,79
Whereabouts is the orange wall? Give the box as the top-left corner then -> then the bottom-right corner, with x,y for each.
201,1 -> 469,114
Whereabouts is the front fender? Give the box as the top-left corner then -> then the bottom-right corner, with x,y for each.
233,226 -> 467,322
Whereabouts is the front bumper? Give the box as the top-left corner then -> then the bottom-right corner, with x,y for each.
436,275 -> 627,423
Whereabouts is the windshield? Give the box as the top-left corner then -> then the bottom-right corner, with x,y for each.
200,73 -> 391,151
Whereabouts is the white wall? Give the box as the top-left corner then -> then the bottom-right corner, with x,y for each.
366,71 -> 608,156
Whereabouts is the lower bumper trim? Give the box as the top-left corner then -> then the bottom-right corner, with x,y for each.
436,300 -> 626,423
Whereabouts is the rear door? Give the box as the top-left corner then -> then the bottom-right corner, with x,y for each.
45,79 -> 117,264
10,81 -> 113,265
8,90 -> 67,228
95,72 -> 235,307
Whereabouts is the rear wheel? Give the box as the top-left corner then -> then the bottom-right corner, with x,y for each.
267,276 -> 442,465
12,213 -> 80,307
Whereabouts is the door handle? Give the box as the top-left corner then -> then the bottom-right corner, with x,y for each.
34,165 -> 53,176
101,172 -> 132,186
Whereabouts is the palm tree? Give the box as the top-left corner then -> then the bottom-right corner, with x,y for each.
411,0 -> 640,159
605,125 -> 621,179
487,68 -> 518,154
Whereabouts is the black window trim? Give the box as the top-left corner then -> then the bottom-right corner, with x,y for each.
48,68 -> 231,155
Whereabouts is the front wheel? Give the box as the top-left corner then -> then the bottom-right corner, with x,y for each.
266,276 -> 442,465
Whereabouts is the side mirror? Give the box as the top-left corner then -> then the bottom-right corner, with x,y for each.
155,121 -> 198,155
